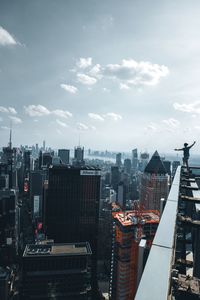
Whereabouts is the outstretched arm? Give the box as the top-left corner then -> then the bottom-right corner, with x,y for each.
174,148 -> 184,151
189,141 -> 196,149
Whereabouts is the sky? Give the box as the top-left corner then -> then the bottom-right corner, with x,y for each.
1,0 -> 200,154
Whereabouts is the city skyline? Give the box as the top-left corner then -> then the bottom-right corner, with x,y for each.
1,0 -> 200,152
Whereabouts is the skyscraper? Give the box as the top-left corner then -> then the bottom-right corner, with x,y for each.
73,146 -> 85,166
58,149 -> 70,164
44,165 -> 101,296
132,149 -> 138,173
109,210 -> 159,300
116,153 -> 122,167
111,166 -> 120,192
140,151 -> 168,210
21,242 -> 92,300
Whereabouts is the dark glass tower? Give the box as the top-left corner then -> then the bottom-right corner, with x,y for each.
44,165 -> 101,296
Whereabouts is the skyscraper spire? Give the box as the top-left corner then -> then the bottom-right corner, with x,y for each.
8,122 -> 12,149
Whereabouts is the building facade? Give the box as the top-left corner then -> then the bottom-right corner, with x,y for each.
44,165 -> 101,296
140,151 -> 168,211
109,210 -> 159,300
21,242 -> 92,300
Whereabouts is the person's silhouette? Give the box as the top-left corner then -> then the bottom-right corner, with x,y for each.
174,141 -> 196,169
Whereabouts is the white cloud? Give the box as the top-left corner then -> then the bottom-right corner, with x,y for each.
52,109 -> 72,119
24,105 -> 72,119
162,118 -> 180,128
76,57 -> 92,69
24,105 -> 50,117
145,122 -> 157,131
60,84 -> 78,94
0,26 -> 17,46
0,106 -> 9,113
8,107 -> 17,114
9,116 -> 22,124
0,106 -> 17,114
104,112 -> 122,121
88,64 -> 102,79
56,119 -> 68,127
104,59 -> 169,87
173,101 -> 200,113
77,122 -> 89,130
88,113 -> 104,121
77,73 -> 97,85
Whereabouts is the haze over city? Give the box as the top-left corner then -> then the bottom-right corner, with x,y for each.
1,0 -> 200,152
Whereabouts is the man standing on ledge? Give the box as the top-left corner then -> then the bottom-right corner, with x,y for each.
174,141 -> 196,169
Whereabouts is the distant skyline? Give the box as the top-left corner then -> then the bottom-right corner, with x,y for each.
1,0 -> 200,153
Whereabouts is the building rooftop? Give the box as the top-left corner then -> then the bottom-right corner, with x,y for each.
23,242 -> 92,257
49,165 -> 101,171
113,210 -> 160,227
144,150 -> 167,175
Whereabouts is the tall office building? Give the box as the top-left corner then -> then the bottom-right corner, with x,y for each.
116,153 -> 122,167
21,242 -> 92,300
109,210 -> 159,300
39,151 -> 53,169
111,166 -> 120,192
73,146 -> 85,166
132,149 -> 138,173
0,190 -> 19,265
139,152 -> 149,172
44,165 -> 101,296
140,151 -> 168,210
124,158 -> 132,174
58,149 -> 70,164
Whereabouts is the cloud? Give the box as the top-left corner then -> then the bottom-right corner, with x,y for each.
104,59 -> 169,87
53,109 -> 72,119
0,106 -> 17,114
24,105 -> 72,119
0,106 -> 9,113
88,113 -> 104,121
8,107 -> 17,114
77,122 -> 89,130
24,105 -> 50,117
76,57 -> 92,69
56,119 -> 68,127
88,64 -> 102,79
77,73 -> 97,85
173,101 -> 200,113
145,122 -> 157,131
60,84 -> 78,94
0,26 -> 17,46
104,112 -> 122,121
9,116 -> 22,124
162,118 -> 180,128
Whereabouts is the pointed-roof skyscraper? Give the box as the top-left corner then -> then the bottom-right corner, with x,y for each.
144,151 -> 167,174
140,151 -> 168,211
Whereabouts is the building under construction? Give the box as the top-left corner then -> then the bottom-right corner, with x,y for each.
109,209 -> 159,300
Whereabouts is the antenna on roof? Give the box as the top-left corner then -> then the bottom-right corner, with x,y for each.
78,133 -> 81,147
8,121 -> 12,149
